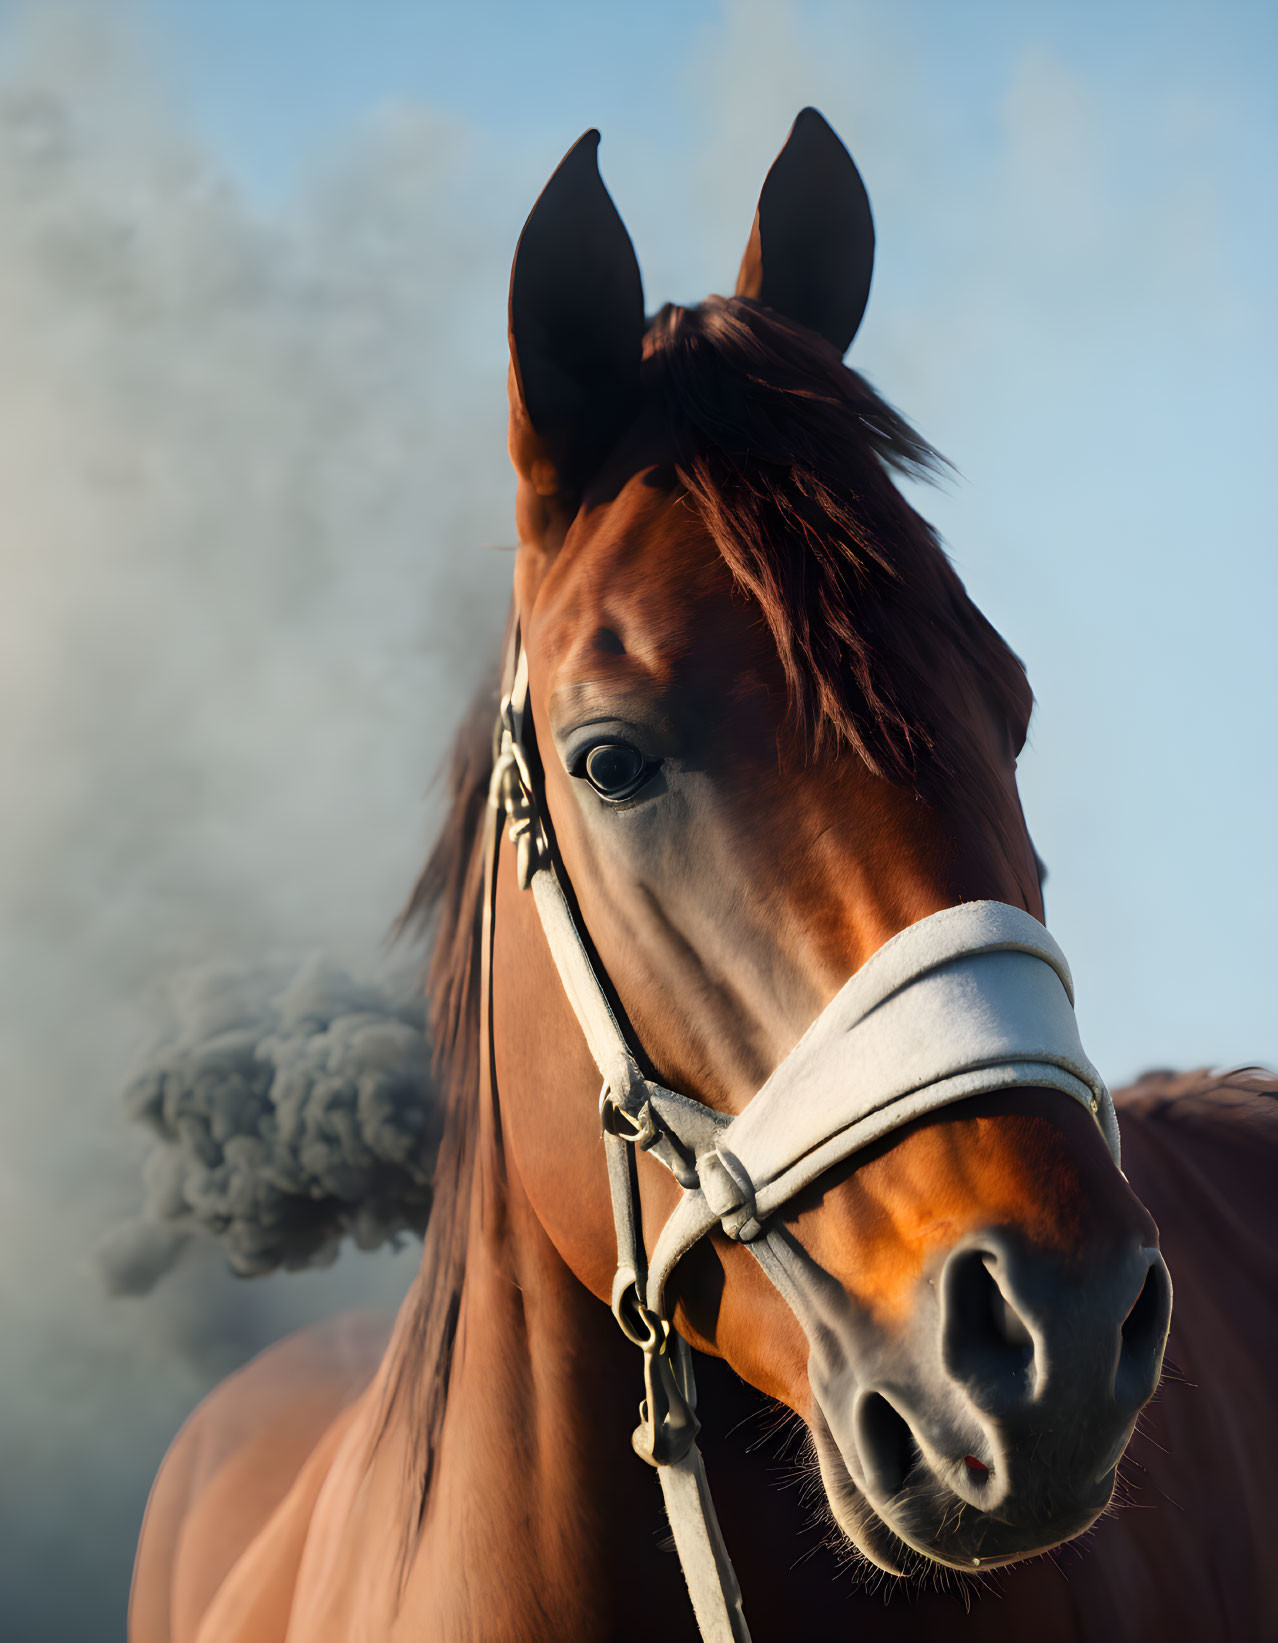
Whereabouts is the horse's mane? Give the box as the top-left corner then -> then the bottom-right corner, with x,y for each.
645,296 -> 1032,803
374,683 -> 495,1559
377,297 -> 1035,1551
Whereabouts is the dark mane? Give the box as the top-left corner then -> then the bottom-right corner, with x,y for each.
379,299 -> 1037,1548
644,295 -> 1033,804
374,681 -> 496,1570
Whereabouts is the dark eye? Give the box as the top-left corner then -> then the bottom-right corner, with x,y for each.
578,742 -> 655,802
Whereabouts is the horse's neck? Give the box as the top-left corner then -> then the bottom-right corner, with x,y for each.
371,1124 -> 699,1643
282,1101 -> 860,1641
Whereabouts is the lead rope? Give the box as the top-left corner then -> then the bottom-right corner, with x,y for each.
487,635 -> 750,1643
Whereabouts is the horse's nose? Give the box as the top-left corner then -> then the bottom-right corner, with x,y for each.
823,1210 -> 1174,1569
843,1232 -> 1175,1566
939,1232 -> 1172,1429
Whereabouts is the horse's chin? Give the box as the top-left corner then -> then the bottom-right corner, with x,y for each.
806,1400 -> 1114,1579
809,1437 -> 914,1578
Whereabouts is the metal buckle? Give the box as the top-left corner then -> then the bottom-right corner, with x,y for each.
600,1090 -> 660,1150
488,725 -> 548,891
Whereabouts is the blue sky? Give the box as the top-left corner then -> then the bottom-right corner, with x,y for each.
145,1 -> 1277,209
128,0 -> 1276,1079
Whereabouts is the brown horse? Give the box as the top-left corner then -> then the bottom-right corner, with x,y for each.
130,113 -> 1278,1643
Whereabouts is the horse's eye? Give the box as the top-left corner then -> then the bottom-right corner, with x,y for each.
579,742 -> 653,802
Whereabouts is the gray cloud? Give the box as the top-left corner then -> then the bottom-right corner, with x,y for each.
0,8 -> 508,1638
97,956 -> 439,1295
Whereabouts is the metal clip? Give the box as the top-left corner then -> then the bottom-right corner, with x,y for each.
633,1333 -> 700,1468
612,1281 -> 699,1469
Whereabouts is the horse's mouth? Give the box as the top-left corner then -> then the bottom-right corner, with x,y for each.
807,1400 -> 1115,1577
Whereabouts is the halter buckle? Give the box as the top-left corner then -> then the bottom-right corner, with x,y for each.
489,731 -> 548,891
601,1090 -> 660,1150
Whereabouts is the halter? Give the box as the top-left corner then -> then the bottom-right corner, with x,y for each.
485,632 -> 1120,1643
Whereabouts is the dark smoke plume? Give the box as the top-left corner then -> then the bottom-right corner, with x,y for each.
98,956 -> 439,1294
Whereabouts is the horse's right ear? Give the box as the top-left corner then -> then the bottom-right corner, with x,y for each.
508,131 -> 645,497
735,108 -> 875,356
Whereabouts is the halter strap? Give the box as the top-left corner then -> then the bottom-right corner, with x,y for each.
487,630 -> 1119,1643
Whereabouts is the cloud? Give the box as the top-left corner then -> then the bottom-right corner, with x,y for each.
0,7 -> 509,1636
97,955 -> 439,1295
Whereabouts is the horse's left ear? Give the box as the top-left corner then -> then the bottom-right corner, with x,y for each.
734,107 -> 875,356
509,130 -> 645,497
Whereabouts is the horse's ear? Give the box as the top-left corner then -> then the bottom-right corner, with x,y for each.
509,130 -> 645,495
734,107 -> 875,356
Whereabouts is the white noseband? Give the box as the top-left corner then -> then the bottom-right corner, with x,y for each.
485,638 -> 1119,1643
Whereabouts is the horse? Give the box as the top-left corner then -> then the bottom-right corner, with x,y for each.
130,111 -> 1278,1643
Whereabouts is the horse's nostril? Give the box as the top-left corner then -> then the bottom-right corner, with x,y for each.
941,1248 -> 1034,1401
1115,1252 -> 1172,1409
989,1280 -> 1033,1349
855,1392 -> 919,1500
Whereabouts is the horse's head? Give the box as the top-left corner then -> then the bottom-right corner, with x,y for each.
494,114 -> 1170,1577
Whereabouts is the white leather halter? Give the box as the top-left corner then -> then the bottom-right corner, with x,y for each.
486,636 -> 1120,1643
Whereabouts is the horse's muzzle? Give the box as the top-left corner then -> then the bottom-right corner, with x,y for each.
811,1231 -> 1173,1572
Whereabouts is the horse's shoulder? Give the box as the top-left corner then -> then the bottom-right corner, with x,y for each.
1107,1067 -> 1278,1636
1114,1065 -> 1278,1241
1114,1063 -> 1278,1126
1114,1065 -> 1278,1321
130,1310 -> 391,1643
